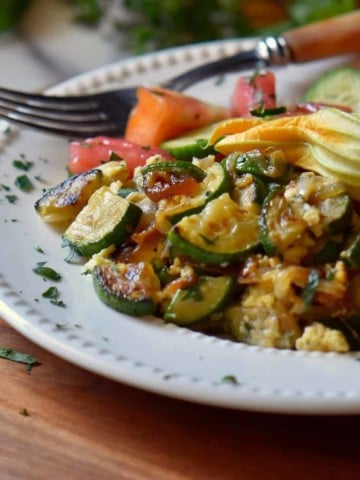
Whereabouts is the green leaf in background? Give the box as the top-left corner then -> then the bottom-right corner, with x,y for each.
0,0 -> 358,51
72,0 -> 103,26
0,0 -> 32,32
289,0 -> 357,24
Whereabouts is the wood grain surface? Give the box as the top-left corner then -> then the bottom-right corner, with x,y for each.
1,316 -> 359,480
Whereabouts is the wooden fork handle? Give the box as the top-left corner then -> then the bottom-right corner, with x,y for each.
282,10 -> 360,63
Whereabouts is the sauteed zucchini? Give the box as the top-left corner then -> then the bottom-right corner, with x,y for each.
34,67 -> 360,353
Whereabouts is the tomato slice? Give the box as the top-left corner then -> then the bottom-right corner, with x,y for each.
231,71 -> 276,117
69,136 -> 172,175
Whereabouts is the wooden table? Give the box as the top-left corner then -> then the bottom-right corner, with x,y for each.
1,317 -> 359,480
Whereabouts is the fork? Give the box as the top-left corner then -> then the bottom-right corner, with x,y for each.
0,11 -> 359,138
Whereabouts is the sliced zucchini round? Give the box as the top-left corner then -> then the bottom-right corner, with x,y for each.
232,173 -> 269,213
168,193 -> 260,264
164,275 -> 235,325
62,186 -> 142,257
303,67 -> 360,112
155,161 -> 231,230
141,160 -> 206,182
231,149 -> 291,183
93,262 -> 158,316
260,174 -> 352,256
160,123 -> 218,160
34,169 -> 103,223
318,191 -> 352,235
259,185 -> 306,256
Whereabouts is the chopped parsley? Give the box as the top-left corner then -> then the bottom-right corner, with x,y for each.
51,299 -> 66,308
33,261 -> 61,281
15,174 -> 34,192
42,286 -> 59,299
5,194 -> 18,204
55,323 -> 70,330
1,183 -> 10,191
221,375 -> 239,385
0,347 -> 38,370
250,105 -> 287,117
13,159 -> 33,171
34,244 -> 45,254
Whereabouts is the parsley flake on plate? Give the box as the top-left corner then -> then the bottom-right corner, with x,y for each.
0,347 -> 38,370
33,262 -> 61,281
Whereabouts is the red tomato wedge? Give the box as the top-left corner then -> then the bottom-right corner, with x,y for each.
69,136 -> 172,174
231,71 -> 276,116
125,86 -> 231,146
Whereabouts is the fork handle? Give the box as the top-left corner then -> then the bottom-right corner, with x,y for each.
282,10 -> 360,63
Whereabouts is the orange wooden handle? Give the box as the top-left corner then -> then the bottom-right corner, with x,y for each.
282,10 -> 360,63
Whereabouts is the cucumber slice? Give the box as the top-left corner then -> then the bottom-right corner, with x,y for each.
303,67 -> 360,112
168,193 -> 260,264
160,123 -> 218,160
164,275 -> 235,325
259,185 -> 305,256
62,186 -> 142,256
93,262 -> 158,316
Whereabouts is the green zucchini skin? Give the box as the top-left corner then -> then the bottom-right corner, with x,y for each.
168,193 -> 261,264
232,149 -> 292,184
62,186 -> 142,257
164,275 -> 235,325
141,160 -> 206,182
93,263 -> 157,316
168,161 -> 231,225
341,231 -> 360,268
259,185 -> 284,256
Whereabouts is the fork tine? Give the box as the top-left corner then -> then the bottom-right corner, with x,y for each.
0,86 -> 137,137
0,86 -> 100,111
0,107 -> 120,138
0,97 -> 101,121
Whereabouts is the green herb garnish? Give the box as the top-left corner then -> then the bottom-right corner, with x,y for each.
250,105 -> 287,117
33,262 -> 61,281
34,244 -> 45,254
5,194 -> 18,204
13,159 -> 33,171
42,286 -> 59,299
51,299 -> 66,308
0,347 -> 38,369
15,174 -> 33,192
221,375 -> 239,385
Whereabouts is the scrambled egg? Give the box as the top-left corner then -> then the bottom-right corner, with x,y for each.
295,322 -> 350,352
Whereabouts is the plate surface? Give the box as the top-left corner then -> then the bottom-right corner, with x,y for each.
1,40 -> 359,414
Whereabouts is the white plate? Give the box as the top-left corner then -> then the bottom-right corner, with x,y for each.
1,40 -> 360,415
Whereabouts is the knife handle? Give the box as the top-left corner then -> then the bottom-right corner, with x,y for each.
282,10 -> 360,63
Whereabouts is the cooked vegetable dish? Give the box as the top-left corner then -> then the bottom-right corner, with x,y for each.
35,66 -> 360,353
